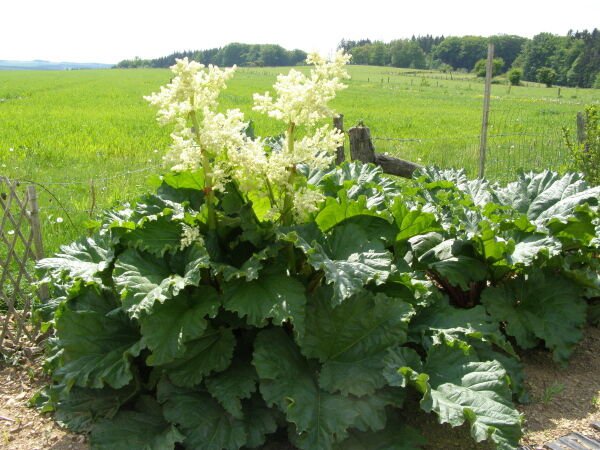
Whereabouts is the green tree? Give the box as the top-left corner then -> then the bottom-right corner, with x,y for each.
259,45 -> 289,66
460,36 -> 489,70
508,68 -> 523,86
536,67 -> 557,87
521,33 -> 567,81
565,29 -> 600,87
369,42 -> 390,66
350,45 -> 371,65
432,36 -> 487,70
432,37 -> 463,69
288,49 -> 308,65
218,43 -> 250,66
473,57 -> 504,77
390,40 -> 427,68
489,35 -> 528,69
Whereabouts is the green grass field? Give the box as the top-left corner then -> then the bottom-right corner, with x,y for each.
1,65 -> 599,253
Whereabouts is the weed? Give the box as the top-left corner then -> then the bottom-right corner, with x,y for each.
541,382 -> 565,404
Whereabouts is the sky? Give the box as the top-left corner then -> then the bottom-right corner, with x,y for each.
2,0 -> 599,64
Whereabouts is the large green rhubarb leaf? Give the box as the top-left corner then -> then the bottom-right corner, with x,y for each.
481,270 -> 586,363
222,271 -> 307,337
408,297 -> 526,400
253,329 -> 390,450
205,360 -> 258,419
316,190 -> 384,232
419,167 -> 497,208
386,339 -> 522,450
139,287 -> 220,366
300,288 -> 414,396
160,326 -> 235,387
113,249 -> 185,318
470,340 -> 528,403
210,243 -> 280,282
243,395 -> 279,448
509,234 -> 561,266
54,285 -> 143,390
546,204 -> 599,247
158,380 -> 248,450
90,396 -> 184,450
409,297 -> 515,356
118,214 -> 184,257
284,222 -> 392,304
390,199 -> 441,242
418,239 -> 488,290
37,235 -> 113,286
495,171 -> 600,223
318,162 -> 398,202
48,383 -> 138,433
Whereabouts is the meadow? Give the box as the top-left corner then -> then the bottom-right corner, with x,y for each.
1,65 -> 599,252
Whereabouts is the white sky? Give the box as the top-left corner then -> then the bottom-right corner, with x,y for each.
1,0 -> 599,63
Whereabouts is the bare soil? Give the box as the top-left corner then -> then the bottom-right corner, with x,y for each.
1,328 -> 598,450
0,349 -> 87,450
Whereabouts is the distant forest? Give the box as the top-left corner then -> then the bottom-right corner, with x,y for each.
115,30 -> 600,88
339,30 -> 600,88
116,43 -> 307,69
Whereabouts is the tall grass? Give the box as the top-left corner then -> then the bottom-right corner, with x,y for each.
0,66 -> 598,252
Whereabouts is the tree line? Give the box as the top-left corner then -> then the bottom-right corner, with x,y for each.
339,30 -> 600,88
116,43 -> 307,69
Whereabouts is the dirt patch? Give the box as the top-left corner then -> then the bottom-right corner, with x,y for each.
0,354 -> 87,450
0,328 -> 598,450
518,326 -> 600,447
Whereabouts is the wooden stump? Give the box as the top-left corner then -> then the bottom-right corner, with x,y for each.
348,122 -> 421,178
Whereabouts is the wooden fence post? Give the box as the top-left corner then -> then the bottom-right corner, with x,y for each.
349,122 -> 376,163
348,122 -> 421,178
27,185 -> 48,301
478,43 -> 494,179
576,112 -> 586,145
334,114 -> 345,164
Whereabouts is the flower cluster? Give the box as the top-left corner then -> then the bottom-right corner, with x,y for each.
253,51 -> 351,127
179,224 -> 202,250
144,58 -> 236,125
145,58 -> 244,191
146,52 -> 350,225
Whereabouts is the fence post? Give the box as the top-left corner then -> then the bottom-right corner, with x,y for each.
333,114 -> 345,164
348,122 -> 376,163
478,43 -> 494,178
27,185 -> 48,301
89,178 -> 96,218
348,122 -> 421,178
576,111 -> 586,145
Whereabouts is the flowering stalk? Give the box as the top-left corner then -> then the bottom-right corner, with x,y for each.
281,121 -> 297,226
147,52 -> 351,229
189,110 -> 217,230
145,58 -> 241,230
253,51 -> 351,222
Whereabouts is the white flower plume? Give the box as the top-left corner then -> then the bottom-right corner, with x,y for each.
144,58 -> 236,126
253,51 -> 351,127
146,53 -> 351,222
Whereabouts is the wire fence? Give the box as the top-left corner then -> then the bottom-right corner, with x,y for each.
1,102 -> 580,257
371,133 -> 567,182
7,130 -> 572,253
7,165 -> 163,255
370,106 -> 572,182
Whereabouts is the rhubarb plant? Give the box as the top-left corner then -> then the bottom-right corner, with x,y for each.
34,54 -> 599,450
